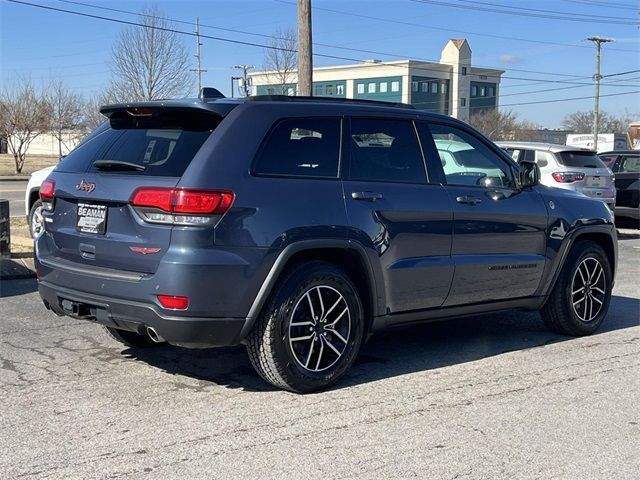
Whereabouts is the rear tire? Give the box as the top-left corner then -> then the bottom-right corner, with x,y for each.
103,326 -> 160,348
541,240 -> 612,336
247,261 -> 364,393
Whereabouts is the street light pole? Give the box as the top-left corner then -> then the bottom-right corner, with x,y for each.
587,36 -> 613,152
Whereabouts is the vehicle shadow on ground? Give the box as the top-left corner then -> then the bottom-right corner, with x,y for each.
0,276 -> 38,298
123,294 -> 640,393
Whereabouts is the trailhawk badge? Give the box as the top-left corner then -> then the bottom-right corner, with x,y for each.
76,180 -> 96,193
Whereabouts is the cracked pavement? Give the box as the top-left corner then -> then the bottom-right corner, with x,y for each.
1,235 -> 638,479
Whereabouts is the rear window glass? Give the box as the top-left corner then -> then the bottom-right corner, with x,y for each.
253,117 -> 341,178
56,110 -> 220,176
556,151 -> 606,168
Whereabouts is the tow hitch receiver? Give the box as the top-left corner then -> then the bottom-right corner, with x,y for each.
60,298 -> 92,318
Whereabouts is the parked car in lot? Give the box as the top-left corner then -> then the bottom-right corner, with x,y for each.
498,142 -> 616,211
35,92 -> 617,392
25,166 -> 55,238
599,150 -> 640,222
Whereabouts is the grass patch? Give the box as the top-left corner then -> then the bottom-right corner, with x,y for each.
0,154 -> 59,176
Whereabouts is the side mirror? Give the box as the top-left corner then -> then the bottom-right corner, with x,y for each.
519,160 -> 540,187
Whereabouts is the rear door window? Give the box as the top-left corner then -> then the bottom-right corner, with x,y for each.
253,117 -> 341,178
556,151 -> 606,168
347,118 -> 427,184
619,154 -> 640,173
56,109 -> 220,176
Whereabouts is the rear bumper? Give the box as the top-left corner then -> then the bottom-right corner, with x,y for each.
38,280 -> 247,347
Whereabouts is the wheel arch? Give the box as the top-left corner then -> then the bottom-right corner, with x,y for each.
240,239 -> 384,340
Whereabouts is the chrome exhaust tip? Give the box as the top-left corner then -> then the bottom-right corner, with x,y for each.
146,326 -> 165,343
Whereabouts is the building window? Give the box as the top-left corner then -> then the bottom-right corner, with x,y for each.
336,84 -> 344,95
314,85 -> 323,96
412,81 -> 418,92
391,81 -> 400,92
488,87 -> 494,97
480,75 -> 487,80
471,86 -> 477,97
460,98 -> 467,107
368,83 -> 376,94
480,87 -> 486,96
287,87 -> 295,96
421,82 -> 429,93
380,82 -> 388,93
357,83 -> 365,94
267,87 -> 275,95
461,67 -> 467,76
326,84 -> 334,96
442,83 -> 448,94
431,82 -> 438,94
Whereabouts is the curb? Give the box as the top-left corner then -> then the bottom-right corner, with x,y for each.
0,176 -> 30,181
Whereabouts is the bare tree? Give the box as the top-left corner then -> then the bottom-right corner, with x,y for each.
105,6 -> 192,102
263,27 -> 298,95
469,108 -> 538,141
47,79 -> 86,158
562,110 -> 636,134
0,78 -> 51,173
83,97 -> 108,131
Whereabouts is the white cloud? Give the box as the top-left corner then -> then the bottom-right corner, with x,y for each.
498,54 -> 521,64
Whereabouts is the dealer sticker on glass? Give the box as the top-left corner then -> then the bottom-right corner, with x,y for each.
77,203 -> 107,234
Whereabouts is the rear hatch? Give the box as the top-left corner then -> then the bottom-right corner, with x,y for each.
41,105 -> 226,274
555,150 -> 615,199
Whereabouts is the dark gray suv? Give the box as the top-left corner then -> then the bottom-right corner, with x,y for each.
35,93 -> 617,392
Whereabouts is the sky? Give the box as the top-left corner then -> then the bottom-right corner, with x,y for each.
1,0 -> 639,128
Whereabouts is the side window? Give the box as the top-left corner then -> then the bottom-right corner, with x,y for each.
620,155 -> 640,173
348,118 -> 427,184
504,148 -> 520,161
428,124 -> 516,188
535,150 -> 553,168
253,118 -> 341,178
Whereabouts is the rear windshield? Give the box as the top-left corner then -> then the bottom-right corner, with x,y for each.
57,109 -> 220,176
556,151 -> 606,169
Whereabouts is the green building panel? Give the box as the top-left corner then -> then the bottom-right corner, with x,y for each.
469,81 -> 497,113
353,76 -> 403,103
409,76 -> 450,115
256,83 -> 297,96
312,80 -> 347,97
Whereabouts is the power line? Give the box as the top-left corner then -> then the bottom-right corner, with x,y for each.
410,0 -> 639,26
7,0 -> 640,95
561,0 -> 640,11
55,0 -> 615,80
276,0 -> 637,53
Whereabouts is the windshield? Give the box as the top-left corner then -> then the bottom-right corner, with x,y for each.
556,151 -> 606,169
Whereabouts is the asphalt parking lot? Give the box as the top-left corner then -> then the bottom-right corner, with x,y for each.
1,234 -> 638,479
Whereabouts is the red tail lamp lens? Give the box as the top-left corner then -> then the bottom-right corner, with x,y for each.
40,179 -> 56,200
131,188 -> 234,214
157,295 -> 189,310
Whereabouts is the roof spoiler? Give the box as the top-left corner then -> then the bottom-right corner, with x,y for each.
200,87 -> 225,101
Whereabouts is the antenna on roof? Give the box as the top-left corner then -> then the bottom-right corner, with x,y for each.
199,87 -> 225,101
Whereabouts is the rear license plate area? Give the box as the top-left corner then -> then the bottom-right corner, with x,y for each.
77,203 -> 107,234
586,176 -> 602,187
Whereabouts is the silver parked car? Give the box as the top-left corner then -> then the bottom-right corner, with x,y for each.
498,142 -> 616,210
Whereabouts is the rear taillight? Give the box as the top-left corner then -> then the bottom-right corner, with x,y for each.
552,172 -> 585,183
157,294 -> 189,310
130,187 -> 234,226
39,179 -> 56,211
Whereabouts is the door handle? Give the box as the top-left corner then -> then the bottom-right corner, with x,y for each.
351,191 -> 383,201
456,195 -> 482,205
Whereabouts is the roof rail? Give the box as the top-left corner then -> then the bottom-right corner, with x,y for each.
245,95 -> 414,109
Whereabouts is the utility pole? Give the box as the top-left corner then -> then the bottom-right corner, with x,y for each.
587,36 -> 613,151
297,0 -> 313,96
191,17 -> 207,93
233,65 -> 254,97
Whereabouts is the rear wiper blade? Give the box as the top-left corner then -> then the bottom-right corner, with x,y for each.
93,160 -> 146,171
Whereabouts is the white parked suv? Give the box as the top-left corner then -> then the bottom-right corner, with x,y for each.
498,142 -> 616,210
25,166 -> 55,238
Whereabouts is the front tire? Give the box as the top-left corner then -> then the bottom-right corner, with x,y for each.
29,199 -> 45,238
247,261 -> 364,393
541,240 -> 613,336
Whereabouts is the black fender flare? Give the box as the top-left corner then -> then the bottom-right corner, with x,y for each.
239,238 -> 385,339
